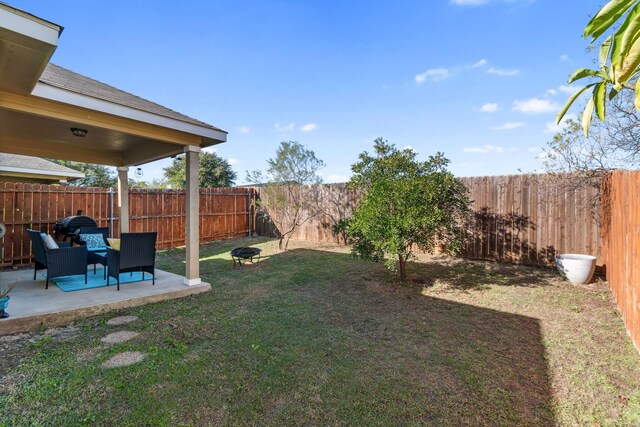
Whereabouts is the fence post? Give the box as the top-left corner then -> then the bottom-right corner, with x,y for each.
247,189 -> 252,238
109,187 -> 114,237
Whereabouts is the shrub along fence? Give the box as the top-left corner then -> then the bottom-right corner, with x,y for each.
255,174 -> 602,267
0,183 -> 255,266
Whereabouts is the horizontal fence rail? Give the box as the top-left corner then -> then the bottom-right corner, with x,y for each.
0,183 -> 255,266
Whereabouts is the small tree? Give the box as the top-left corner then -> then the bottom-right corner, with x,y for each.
49,160 -> 117,188
345,138 -> 471,281
247,141 -> 325,251
163,151 -> 237,188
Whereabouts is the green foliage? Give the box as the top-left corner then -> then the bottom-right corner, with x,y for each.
49,160 -> 117,188
558,1 -> 640,135
547,88 -> 640,174
344,138 -> 471,281
163,151 -> 237,189
129,178 -> 169,189
246,141 -> 325,250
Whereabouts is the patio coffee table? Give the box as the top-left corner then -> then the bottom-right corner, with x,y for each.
91,251 -> 107,279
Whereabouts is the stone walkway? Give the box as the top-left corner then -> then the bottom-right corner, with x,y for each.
100,315 -> 147,368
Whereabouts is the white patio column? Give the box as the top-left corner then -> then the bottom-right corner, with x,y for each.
184,145 -> 201,286
117,166 -> 129,234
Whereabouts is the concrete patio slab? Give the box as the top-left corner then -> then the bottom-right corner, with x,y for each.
0,267 -> 210,335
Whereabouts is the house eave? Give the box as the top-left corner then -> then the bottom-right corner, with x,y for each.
32,82 -> 228,143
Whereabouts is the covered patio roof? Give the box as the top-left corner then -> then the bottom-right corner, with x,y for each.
0,3 -> 221,299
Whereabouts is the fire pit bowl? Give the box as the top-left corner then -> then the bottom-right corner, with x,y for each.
230,247 -> 262,269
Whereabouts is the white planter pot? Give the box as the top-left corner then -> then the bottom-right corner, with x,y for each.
555,254 -> 597,284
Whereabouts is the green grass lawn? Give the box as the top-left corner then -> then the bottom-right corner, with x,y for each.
1,237 -> 640,426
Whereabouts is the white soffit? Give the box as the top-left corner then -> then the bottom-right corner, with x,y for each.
0,4 -> 62,94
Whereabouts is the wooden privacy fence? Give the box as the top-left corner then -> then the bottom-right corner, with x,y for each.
602,170 -> 640,351
0,182 -> 255,266
255,174 -> 601,266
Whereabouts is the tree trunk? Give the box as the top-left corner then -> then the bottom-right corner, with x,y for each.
398,254 -> 407,282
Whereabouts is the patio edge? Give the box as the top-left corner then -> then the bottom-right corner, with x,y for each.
0,282 -> 211,336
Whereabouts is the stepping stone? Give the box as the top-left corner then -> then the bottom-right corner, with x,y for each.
106,315 -> 138,326
101,331 -> 140,344
102,351 -> 146,368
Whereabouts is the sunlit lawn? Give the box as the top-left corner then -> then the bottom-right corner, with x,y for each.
1,237 -> 639,426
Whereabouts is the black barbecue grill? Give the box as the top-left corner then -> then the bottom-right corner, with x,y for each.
53,212 -> 98,242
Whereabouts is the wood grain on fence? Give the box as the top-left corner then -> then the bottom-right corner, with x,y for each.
0,183 -> 254,266
601,170 -> 640,352
255,175 -> 601,266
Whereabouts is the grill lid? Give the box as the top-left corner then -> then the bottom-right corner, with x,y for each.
60,215 -> 98,229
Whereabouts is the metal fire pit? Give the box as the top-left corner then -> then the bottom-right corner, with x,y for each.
230,247 -> 262,269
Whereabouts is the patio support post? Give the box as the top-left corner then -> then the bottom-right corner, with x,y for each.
117,166 -> 129,234
184,145 -> 201,286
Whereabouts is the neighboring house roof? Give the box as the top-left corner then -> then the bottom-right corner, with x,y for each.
40,63 -> 223,132
0,153 -> 84,184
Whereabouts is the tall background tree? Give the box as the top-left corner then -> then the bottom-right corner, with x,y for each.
246,141 -> 325,250
49,160 -> 117,188
163,151 -> 237,188
343,138 -> 471,282
558,1 -> 640,135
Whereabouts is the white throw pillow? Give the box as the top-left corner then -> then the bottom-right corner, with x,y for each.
41,234 -> 59,250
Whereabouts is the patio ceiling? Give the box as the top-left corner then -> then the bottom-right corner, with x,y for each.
0,3 -> 227,167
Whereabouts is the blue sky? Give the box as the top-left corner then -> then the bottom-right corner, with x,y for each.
10,0 -> 602,184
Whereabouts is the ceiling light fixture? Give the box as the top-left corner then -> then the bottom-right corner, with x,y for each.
70,128 -> 88,137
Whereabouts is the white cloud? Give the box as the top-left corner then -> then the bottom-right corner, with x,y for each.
546,88 -> 558,96
202,147 -> 217,153
415,68 -> 450,84
487,67 -> 519,77
238,126 -> 250,134
275,122 -> 295,132
300,123 -> 318,132
491,121 -> 525,130
513,98 -> 560,114
403,145 -> 415,151
560,54 -> 569,62
471,59 -> 488,68
544,113 -> 576,134
479,102 -> 499,113
463,145 -> 506,154
528,147 -> 542,153
326,174 -> 348,183
558,85 -> 580,95
227,157 -> 238,165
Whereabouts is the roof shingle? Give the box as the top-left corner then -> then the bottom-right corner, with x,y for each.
39,63 -> 223,132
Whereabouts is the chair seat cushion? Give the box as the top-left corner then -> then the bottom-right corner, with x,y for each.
41,234 -> 59,250
80,233 -> 106,250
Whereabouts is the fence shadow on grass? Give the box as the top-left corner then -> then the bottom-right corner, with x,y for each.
192,246 -> 556,425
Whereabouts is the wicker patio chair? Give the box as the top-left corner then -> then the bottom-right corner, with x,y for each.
107,232 -> 157,291
27,229 -> 88,289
